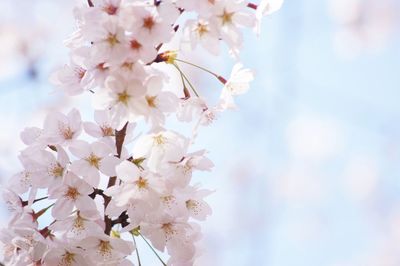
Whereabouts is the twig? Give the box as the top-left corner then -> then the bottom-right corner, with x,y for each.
104,122 -> 129,235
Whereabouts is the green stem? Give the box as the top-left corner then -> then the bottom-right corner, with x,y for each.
132,235 -> 142,266
173,63 -> 200,97
139,233 -> 167,266
175,58 -> 219,78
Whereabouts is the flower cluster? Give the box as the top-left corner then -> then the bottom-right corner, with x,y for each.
1,0 -> 282,265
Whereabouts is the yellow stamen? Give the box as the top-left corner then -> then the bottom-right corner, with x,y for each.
86,153 -> 101,169
65,187 -> 80,201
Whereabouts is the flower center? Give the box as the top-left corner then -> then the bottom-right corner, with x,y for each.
186,199 -> 201,215
143,16 -> 155,30
86,153 -> 101,169
103,5 -> 118,15
153,134 -> 166,145
49,163 -> 64,178
162,195 -> 176,209
135,177 -> 148,189
60,251 -> 76,266
161,223 -> 176,240
101,125 -> 114,137
117,90 -> 131,105
75,67 -> 86,80
98,240 -> 112,258
196,22 -> 209,36
72,215 -> 85,233
106,33 -> 119,47
130,40 -> 142,50
65,187 -> 80,201
146,96 -> 157,108
97,63 -> 108,71
60,125 -> 74,140
220,9 -> 234,25
123,62 -> 135,70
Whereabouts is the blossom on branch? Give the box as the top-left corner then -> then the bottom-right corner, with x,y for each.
1,0 -> 283,265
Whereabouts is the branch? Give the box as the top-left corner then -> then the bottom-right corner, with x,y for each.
103,122 -> 129,234
111,211 -> 129,227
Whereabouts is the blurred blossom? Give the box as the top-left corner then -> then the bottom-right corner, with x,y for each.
285,114 -> 343,160
276,167 -> 324,203
342,156 -> 379,202
329,0 -> 399,58
0,0 -> 400,265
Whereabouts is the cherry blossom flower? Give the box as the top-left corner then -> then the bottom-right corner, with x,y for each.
141,75 -> 179,127
219,63 -> 254,109
49,172 -> 96,219
141,215 -> 192,253
50,61 -> 91,96
120,3 -> 179,46
42,246 -> 91,266
42,108 -> 82,146
83,110 -> 116,139
212,0 -> 256,55
23,146 -> 69,192
182,18 -> 221,55
132,130 -> 189,172
78,235 -> 134,264
92,0 -> 122,16
20,127 -> 42,146
49,210 -> 104,240
1,0 -> 281,264
85,17 -> 129,65
93,75 -> 146,129
69,140 -> 120,187
256,0 -> 284,34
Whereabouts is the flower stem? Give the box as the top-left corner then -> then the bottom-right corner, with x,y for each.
174,58 -> 227,85
179,71 -> 191,98
174,58 -> 219,78
139,233 -> 167,266
131,235 -> 142,266
173,63 -> 200,97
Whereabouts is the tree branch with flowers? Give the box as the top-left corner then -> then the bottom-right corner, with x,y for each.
0,0 -> 283,265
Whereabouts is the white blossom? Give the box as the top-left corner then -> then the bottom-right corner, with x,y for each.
1,0 -> 280,264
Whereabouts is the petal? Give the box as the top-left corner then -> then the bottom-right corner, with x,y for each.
116,161 -> 140,182
76,196 -> 97,214
110,238 -> 134,255
69,140 -> 91,159
94,110 -> 110,125
70,160 -> 92,177
99,156 -> 120,176
82,168 -> 100,188
52,199 -> 74,219
91,141 -> 112,157
56,146 -> 70,166
83,122 -> 103,138
67,108 -> 82,131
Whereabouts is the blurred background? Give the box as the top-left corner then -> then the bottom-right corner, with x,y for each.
1,0 -> 400,265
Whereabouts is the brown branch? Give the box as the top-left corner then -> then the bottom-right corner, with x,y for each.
103,122 -> 129,235
112,211 -> 129,227
115,122 -> 128,159
87,0 -> 94,7
89,188 -> 105,199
